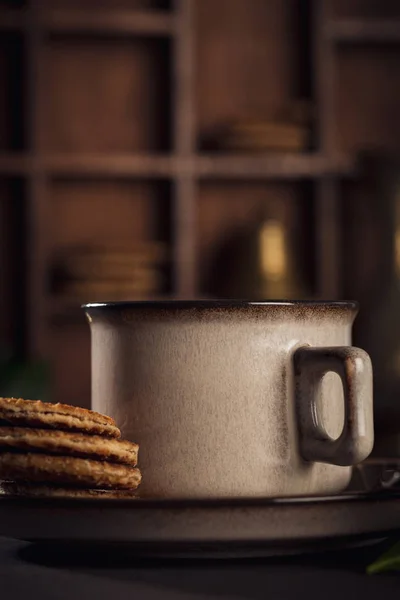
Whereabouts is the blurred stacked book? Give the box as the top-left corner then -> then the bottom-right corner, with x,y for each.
52,242 -> 167,301
210,100 -> 313,153
217,120 -> 308,153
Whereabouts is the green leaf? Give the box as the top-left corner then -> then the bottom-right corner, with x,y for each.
367,540 -> 400,574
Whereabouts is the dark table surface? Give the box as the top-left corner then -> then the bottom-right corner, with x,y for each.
1,536 -> 400,600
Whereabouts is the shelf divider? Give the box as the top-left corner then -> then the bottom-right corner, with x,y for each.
25,1 -> 50,358
172,0 -> 197,298
312,0 -> 341,299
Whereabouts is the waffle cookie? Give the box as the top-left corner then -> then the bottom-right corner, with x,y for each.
0,453 -> 142,490
0,427 -> 138,465
0,398 -> 120,438
0,481 -> 139,499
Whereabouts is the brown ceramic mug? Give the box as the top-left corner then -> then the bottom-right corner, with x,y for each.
84,300 -> 374,499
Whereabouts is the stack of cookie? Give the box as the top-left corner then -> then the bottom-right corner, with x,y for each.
0,398 -> 141,498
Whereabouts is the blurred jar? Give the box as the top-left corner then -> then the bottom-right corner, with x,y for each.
221,209 -> 309,300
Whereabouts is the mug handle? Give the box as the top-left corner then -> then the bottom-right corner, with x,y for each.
293,346 -> 374,466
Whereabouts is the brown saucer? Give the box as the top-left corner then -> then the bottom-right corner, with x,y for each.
0,491 -> 399,558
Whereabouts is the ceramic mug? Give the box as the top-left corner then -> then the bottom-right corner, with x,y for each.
85,300 -> 374,498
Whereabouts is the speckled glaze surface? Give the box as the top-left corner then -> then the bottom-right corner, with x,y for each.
84,301 -> 374,499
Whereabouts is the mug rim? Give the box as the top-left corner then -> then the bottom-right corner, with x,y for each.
83,299 -> 358,311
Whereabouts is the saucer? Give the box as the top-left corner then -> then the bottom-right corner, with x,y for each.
351,456 -> 400,492
0,491 -> 399,558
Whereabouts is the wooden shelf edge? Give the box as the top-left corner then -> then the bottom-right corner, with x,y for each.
0,154 -> 175,178
43,154 -> 175,178
0,8 -> 175,36
0,153 -> 356,180
42,8 -> 175,37
328,19 -> 400,44
195,153 -> 355,179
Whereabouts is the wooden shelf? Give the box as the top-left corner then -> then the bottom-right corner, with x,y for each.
0,154 -> 175,178
194,154 -> 355,180
0,153 -> 355,180
42,154 -> 175,178
42,9 -> 175,37
328,19 -> 400,44
0,9 -> 175,37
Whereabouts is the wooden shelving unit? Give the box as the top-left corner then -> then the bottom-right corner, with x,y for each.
1,0 -> 400,406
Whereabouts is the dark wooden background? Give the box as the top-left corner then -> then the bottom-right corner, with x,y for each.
1,0 -> 400,407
